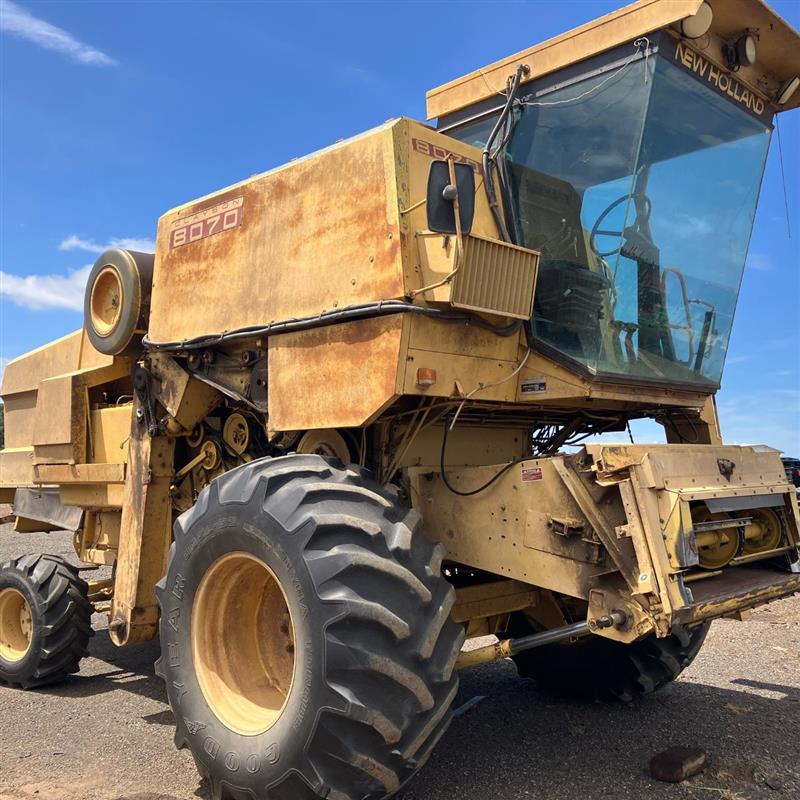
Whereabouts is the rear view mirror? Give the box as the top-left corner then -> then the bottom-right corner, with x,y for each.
426,160 -> 475,235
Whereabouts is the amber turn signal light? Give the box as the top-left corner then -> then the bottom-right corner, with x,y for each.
416,368 -> 437,387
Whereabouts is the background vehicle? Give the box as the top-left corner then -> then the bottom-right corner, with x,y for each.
1,1 -> 799,798
782,457 -> 800,488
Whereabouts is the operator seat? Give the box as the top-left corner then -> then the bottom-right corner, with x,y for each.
509,165 -> 609,364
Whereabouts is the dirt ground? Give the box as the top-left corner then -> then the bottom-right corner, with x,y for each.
0,526 -> 798,800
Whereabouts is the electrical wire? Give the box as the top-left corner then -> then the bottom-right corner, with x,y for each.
439,415 -> 531,497
449,347 -> 532,430
517,38 -> 650,110
483,64 -> 528,243
775,115 -> 792,239
440,404 -> 625,496
143,301 -> 522,351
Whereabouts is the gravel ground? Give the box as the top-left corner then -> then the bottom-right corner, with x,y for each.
0,525 -> 798,800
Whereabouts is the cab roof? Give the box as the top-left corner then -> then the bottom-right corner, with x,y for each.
426,0 -> 800,120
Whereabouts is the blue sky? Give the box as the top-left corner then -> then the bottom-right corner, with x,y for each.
1,0 -> 798,452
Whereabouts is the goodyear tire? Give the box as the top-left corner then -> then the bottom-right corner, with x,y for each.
156,454 -> 463,800
0,554 -> 93,689
509,612 -> 710,701
84,247 -> 154,356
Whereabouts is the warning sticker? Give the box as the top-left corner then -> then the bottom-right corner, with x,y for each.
521,378 -> 547,394
521,467 -> 543,482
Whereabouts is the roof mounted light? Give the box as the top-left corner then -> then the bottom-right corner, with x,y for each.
776,76 -> 800,106
724,33 -> 757,71
680,1 -> 713,39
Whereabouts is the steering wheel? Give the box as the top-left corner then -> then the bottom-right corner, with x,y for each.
590,193 -> 652,258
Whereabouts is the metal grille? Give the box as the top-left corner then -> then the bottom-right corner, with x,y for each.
450,235 -> 539,320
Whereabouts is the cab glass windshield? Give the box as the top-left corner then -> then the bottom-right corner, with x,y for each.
450,45 -> 771,389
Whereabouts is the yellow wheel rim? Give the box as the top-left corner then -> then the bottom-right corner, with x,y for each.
191,552 -> 295,736
0,588 -> 33,663
296,429 -> 350,463
743,508 -> 783,555
89,266 -> 124,337
694,510 -> 740,570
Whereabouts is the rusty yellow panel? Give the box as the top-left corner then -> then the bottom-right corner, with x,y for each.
149,122 -> 405,343
33,463 -> 126,485
400,120 -> 500,269
0,448 -> 33,487
399,426 -> 528,471
89,405 -> 132,464
268,316 -> 404,432
32,374 -> 86,465
2,331 -> 129,468
60,483 -> 124,509
409,457 -> 613,597
1,329 -> 114,397
403,347 -> 522,402
29,360 -> 133,467
407,313 -> 521,361
1,393 -> 37,449
587,444 -> 788,491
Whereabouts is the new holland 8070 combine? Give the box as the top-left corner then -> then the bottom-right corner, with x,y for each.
1,1 -> 799,797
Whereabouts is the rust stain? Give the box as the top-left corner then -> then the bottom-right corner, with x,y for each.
149,125 -> 405,343
268,316 -> 403,430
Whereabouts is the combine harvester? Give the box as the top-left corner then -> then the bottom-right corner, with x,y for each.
1,1 -> 798,797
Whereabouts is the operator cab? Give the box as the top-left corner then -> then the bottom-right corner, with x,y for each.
432,0 -> 799,391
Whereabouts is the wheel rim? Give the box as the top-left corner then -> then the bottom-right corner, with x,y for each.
296,429 -> 351,463
90,266 -> 124,337
191,552 -> 295,736
0,588 -> 33,663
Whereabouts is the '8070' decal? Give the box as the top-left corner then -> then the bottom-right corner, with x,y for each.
169,196 -> 244,250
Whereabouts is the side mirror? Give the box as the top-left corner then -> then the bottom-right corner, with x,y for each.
426,160 -> 475,235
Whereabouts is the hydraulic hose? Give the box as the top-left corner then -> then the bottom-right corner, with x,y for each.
482,63 -> 529,243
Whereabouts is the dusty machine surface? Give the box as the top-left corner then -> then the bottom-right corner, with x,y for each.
2,1 -> 800,798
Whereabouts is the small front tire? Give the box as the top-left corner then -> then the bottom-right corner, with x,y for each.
0,554 -> 93,689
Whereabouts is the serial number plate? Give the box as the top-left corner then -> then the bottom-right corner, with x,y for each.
169,197 -> 244,250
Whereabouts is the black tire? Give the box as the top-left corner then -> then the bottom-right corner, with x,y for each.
156,454 -> 464,800
0,554 -> 93,689
509,612 -> 710,702
84,247 -> 154,356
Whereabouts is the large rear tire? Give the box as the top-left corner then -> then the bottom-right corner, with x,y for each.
156,454 -> 463,800
0,554 -> 93,689
509,612 -> 710,702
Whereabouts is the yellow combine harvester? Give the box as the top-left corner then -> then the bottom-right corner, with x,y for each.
1,1 -> 799,797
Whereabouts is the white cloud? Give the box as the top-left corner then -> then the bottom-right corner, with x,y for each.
0,265 -> 91,312
717,388 -> 800,454
1,233 -> 155,313
727,354 -> 751,366
747,252 -> 775,272
338,64 -> 384,88
59,235 -> 155,254
0,0 -> 117,67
